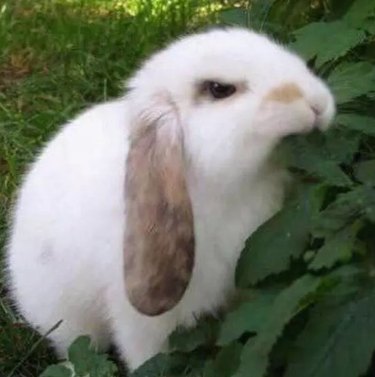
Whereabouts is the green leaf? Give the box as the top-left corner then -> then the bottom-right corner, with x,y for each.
236,186 -> 322,287
281,131 -> 355,187
218,290 -> 279,345
169,317 -> 219,352
343,0 -> 375,26
68,336 -> 117,377
313,188 -> 364,236
361,17 -> 375,34
361,187 -> 375,222
337,114 -> 375,136
203,342 -> 242,377
131,354 -> 173,377
319,265 -> 365,299
309,221 -> 361,271
248,0 -> 277,31
314,186 -> 375,235
285,288 -> 375,377
322,129 -> 361,164
300,160 -> 351,186
354,160 -> 375,186
220,8 -> 248,27
234,275 -> 323,377
39,365 -> 73,377
219,1 -> 280,33
328,62 -> 375,104
131,352 -> 202,377
291,21 -> 365,67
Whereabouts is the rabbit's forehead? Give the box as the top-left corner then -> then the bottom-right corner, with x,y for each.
129,28 -> 312,101
152,32 -> 307,89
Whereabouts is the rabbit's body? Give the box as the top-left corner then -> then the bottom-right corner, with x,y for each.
7,28 -> 335,370
9,98 -> 285,367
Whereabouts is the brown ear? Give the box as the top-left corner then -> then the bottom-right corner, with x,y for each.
123,107 -> 195,316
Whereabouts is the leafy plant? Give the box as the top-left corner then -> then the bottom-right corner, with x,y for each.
39,336 -> 117,377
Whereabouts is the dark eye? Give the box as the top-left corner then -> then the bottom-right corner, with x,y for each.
206,81 -> 236,99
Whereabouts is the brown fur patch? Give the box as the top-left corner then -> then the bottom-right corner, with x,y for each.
265,83 -> 303,103
123,119 -> 195,316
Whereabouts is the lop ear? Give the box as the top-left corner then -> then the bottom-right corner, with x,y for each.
123,98 -> 195,316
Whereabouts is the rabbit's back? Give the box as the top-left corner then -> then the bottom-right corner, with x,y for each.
7,99 -> 129,348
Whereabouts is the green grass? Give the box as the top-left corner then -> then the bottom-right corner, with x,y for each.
0,1 -> 219,375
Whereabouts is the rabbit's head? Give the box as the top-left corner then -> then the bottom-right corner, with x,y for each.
123,28 -> 335,316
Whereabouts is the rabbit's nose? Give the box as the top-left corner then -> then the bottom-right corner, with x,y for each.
311,104 -> 321,116
310,105 -> 321,128
310,100 -> 335,130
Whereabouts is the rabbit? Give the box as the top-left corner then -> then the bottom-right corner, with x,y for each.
6,27 -> 335,371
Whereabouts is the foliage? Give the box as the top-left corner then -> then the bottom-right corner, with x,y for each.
284,287 -> 375,377
1,0 -> 375,376
39,336 -> 117,377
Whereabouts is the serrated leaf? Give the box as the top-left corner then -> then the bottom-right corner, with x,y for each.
203,342 -> 242,377
328,62 -> 375,103
281,131 -> 354,187
309,222 -> 361,271
314,186 -> 375,235
320,265 -> 364,299
337,114 -> 375,136
285,288 -> 375,377
234,275 -> 323,377
291,21 -> 365,67
299,160 -> 351,186
39,365 -> 73,377
313,188 -> 364,236
68,336 -> 117,377
169,317 -> 219,352
354,160 -> 375,185
236,186 -> 322,287
218,290 -> 279,345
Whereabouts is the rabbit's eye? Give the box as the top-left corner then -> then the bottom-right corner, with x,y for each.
206,81 -> 236,99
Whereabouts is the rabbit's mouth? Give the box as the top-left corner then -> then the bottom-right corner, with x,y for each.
257,81 -> 335,137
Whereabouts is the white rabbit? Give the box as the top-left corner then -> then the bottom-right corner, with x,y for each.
6,27 -> 335,370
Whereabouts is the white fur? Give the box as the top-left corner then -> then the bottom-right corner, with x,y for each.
6,28 -> 335,370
